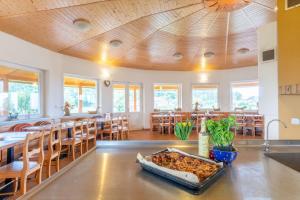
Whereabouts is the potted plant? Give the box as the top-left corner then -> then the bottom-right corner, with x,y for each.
206,116 -> 238,165
175,120 -> 193,140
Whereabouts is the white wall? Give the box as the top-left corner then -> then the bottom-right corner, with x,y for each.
0,31 -> 258,129
257,22 -> 279,139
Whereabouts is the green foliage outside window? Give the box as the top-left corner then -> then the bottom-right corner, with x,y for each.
8,81 -> 39,115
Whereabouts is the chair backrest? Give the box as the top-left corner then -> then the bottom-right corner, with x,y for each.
72,121 -> 83,140
121,116 -> 129,129
173,112 -> 182,123
22,132 -> 44,171
9,123 -> 32,132
33,121 -> 51,126
86,118 -> 97,137
160,114 -> 170,124
49,125 -> 62,156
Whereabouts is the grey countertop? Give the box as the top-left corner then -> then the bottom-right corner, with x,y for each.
31,143 -> 300,200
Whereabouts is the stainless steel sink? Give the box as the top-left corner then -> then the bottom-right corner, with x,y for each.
265,152 -> 300,172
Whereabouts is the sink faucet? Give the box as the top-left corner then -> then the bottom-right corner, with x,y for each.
264,119 -> 287,152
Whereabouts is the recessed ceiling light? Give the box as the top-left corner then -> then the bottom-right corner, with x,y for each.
237,48 -> 250,54
73,18 -> 91,32
109,39 -> 122,48
173,52 -> 183,60
204,51 -> 215,58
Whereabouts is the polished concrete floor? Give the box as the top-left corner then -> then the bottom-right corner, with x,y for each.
30,145 -> 300,200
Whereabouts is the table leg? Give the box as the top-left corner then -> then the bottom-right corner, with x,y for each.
2,147 -> 15,196
67,128 -> 72,138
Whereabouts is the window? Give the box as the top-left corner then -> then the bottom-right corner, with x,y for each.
192,84 -> 218,109
129,84 -> 141,112
153,84 -> 181,111
231,81 -> 259,111
0,65 -> 41,117
64,76 -> 97,113
113,84 -> 126,113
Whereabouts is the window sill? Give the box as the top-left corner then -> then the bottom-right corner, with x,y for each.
0,117 -> 50,126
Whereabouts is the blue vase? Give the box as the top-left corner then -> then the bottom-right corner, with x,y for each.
212,147 -> 238,165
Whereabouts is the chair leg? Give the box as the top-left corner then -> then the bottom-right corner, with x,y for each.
67,145 -> 70,158
86,140 -> 89,152
56,156 -> 60,173
80,143 -> 83,156
36,168 -> 42,184
47,160 -> 52,178
94,137 -> 96,146
72,146 -> 75,161
20,175 -> 27,195
13,177 -> 18,193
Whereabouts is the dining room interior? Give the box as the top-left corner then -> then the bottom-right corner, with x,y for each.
0,0 -> 299,199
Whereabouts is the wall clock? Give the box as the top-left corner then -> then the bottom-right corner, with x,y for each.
104,80 -> 111,87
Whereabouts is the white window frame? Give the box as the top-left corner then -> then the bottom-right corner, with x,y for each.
230,80 -> 259,112
0,61 -> 44,121
153,83 -> 182,111
191,83 -> 220,110
112,81 -> 143,114
63,74 -> 99,114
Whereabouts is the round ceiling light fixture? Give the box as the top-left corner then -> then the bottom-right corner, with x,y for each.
204,0 -> 252,12
173,52 -> 183,60
237,48 -> 250,54
203,51 -> 215,58
109,39 -> 123,48
73,18 -> 91,32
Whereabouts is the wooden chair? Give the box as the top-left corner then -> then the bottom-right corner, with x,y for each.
44,125 -> 62,178
243,116 -> 256,137
61,122 -> 83,161
159,114 -> 171,135
81,119 -> 97,152
9,123 -> 32,132
150,113 -> 161,132
119,117 -> 129,140
0,132 -> 44,195
102,119 -> 119,140
172,112 -> 182,134
233,115 -> 246,136
254,116 -> 264,137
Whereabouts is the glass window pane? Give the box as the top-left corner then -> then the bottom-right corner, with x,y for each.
153,84 -> 180,111
64,86 -> 79,113
82,87 -> 97,112
129,85 -> 141,112
231,82 -> 259,111
8,81 -> 40,115
113,84 -> 126,112
0,66 -> 40,117
64,76 -> 97,113
192,85 -> 218,109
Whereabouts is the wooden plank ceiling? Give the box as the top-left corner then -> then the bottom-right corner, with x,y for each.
0,0 -> 276,71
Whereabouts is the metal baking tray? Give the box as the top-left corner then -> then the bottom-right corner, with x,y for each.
137,148 -> 225,194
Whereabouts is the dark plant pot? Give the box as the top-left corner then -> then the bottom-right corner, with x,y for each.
212,147 -> 238,165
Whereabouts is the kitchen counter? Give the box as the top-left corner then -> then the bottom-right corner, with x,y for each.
29,143 -> 300,200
